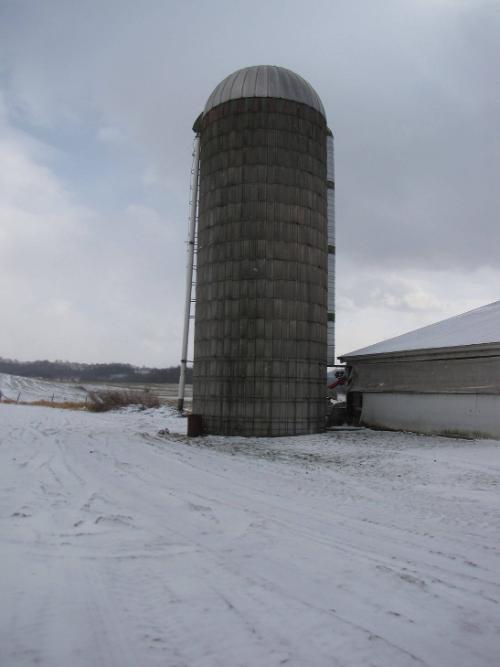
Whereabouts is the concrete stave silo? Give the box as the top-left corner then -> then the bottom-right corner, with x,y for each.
190,66 -> 333,436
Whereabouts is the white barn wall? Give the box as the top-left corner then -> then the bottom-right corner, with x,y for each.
362,393 -> 500,439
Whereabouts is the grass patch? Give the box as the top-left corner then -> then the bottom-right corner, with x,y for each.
1,390 -> 160,412
86,390 -> 160,412
1,398 -> 87,410
32,399 -> 88,410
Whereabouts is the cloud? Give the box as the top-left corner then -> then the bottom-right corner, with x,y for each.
336,256 -> 500,357
97,126 -> 126,145
0,0 -> 498,365
0,100 -> 187,365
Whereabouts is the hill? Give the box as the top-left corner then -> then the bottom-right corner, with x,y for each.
0,357 -> 191,384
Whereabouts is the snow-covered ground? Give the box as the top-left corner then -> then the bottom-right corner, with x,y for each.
0,372 -> 88,403
0,372 -> 191,409
1,395 -> 499,666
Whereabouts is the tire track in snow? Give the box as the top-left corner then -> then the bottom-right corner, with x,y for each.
1,403 -> 499,666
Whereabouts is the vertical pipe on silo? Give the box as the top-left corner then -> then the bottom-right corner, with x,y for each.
326,130 -> 335,367
177,135 -> 200,411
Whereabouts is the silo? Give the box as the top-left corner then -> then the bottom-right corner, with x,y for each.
191,65 -> 332,436
326,129 -> 336,367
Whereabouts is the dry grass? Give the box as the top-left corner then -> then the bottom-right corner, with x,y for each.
1,398 -> 87,410
86,389 -> 160,412
31,399 -> 88,410
1,390 -> 160,412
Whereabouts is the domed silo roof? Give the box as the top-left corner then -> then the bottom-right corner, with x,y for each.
204,65 -> 326,118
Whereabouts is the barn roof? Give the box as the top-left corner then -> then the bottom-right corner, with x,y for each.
341,300 -> 500,359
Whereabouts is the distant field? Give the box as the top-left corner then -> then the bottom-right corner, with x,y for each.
87,381 -> 192,408
0,373 -> 191,409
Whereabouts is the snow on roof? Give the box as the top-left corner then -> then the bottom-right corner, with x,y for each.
342,300 -> 500,358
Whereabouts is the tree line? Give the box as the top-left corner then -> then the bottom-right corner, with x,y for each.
0,357 -> 192,384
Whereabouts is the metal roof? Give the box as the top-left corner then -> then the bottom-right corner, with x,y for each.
204,65 -> 326,118
340,300 -> 500,359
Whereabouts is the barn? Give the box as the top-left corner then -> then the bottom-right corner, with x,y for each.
339,300 -> 500,439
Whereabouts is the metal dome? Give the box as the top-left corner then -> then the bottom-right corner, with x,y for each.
204,65 -> 326,118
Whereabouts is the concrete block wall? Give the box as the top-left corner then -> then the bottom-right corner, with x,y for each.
193,97 -> 328,436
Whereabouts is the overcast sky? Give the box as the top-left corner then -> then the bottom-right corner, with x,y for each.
1,0 -> 499,366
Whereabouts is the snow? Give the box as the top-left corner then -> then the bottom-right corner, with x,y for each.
1,393 -> 500,665
342,299 -> 500,357
0,372 -> 89,403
